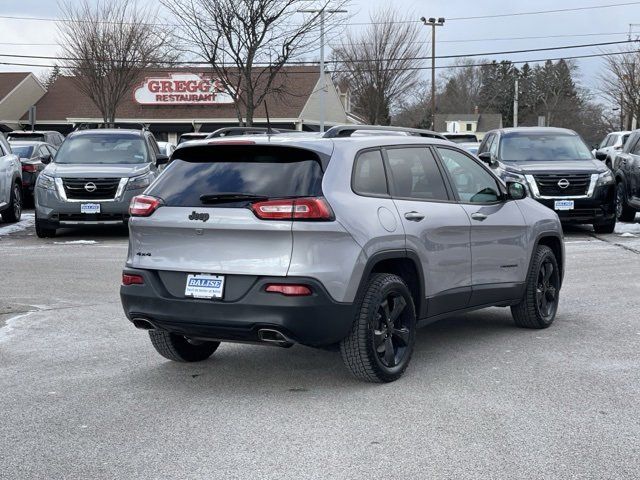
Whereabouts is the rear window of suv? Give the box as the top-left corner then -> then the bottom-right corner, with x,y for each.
147,145 -> 324,207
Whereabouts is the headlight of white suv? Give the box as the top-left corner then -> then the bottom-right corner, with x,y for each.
37,173 -> 55,190
126,173 -> 152,191
596,170 -> 614,187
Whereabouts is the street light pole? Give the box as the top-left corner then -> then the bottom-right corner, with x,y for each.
421,17 -> 445,130
299,6 -> 347,133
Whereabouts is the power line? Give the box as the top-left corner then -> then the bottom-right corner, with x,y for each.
0,1 -> 638,27
0,49 -> 636,74
0,39 -> 634,65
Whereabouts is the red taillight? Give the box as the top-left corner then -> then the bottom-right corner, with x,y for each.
22,164 -> 38,172
122,273 -> 144,285
129,195 -> 161,217
250,197 -> 333,221
265,284 -> 312,296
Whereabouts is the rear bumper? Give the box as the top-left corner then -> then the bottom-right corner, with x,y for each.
120,268 -> 356,347
535,185 -> 615,224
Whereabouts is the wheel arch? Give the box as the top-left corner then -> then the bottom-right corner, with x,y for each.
355,250 -> 426,318
533,233 -> 564,287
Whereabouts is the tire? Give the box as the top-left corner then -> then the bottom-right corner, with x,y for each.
1,182 -> 22,223
340,273 -> 416,383
148,330 -> 220,362
593,219 -> 616,234
511,245 -> 560,329
35,217 -> 56,238
616,181 -> 637,222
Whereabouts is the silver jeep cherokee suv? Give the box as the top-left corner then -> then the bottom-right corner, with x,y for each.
34,129 -> 168,237
120,126 -> 565,383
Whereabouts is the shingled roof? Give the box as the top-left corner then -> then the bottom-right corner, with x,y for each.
0,72 -> 31,101
29,67 -> 322,122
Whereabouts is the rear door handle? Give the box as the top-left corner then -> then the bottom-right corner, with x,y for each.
471,212 -> 488,221
404,211 -> 425,222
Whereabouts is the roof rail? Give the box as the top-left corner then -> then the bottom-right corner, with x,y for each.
322,125 -> 446,140
206,127 -> 282,139
72,122 -> 149,132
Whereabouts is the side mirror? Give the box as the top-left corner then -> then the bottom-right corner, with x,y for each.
595,151 -> 607,160
155,153 -> 169,166
478,152 -> 495,166
40,153 -> 52,164
506,181 -> 527,200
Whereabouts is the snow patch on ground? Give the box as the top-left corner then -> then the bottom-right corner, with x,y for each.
0,310 -> 36,343
53,240 -> 98,245
0,212 -> 34,236
615,222 -> 640,235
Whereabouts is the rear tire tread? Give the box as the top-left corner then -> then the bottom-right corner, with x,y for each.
149,330 -> 219,362
340,273 -> 415,383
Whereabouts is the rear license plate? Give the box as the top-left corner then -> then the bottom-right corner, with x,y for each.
185,274 -> 225,299
80,203 -> 101,214
554,200 -> 574,211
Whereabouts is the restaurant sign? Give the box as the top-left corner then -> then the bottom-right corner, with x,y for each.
134,73 -> 234,105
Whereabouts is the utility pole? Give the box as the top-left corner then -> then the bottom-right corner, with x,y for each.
513,78 -> 519,127
421,17 -> 445,130
298,6 -> 347,133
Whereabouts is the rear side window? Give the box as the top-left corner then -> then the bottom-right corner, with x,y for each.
352,150 -> 388,196
147,146 -> 324,207
385,147 -> 449,201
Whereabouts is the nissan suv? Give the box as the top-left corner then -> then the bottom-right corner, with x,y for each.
120,125 -> 565,383
34,129 -> 168,237
612,128 -> 640,222
478,127 -> 616,233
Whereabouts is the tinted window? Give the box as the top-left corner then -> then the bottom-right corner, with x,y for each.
631,138 -> 640,155
479,134 -> 493,154
7,133 -> 46,142
499,132 -> 592,161
599,135 -> 610,149
446,134 -> 478,143
11,145 -> 34,158
386,148 -> 448,201
55,133 -> 149,164
353,150 -> 388,196
147,146 -> 323,207
437,148 -> 501,203
621,134 -> 631,146
489,134 -> 500,157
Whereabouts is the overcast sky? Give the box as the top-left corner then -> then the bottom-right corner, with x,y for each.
0,0 -> 638,106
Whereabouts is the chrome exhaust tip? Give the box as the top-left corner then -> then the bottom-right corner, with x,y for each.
257,329 -> 294,347
132,318 -> 155,330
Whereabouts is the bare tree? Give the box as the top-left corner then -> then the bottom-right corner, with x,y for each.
163,0 -> 349,126
58,0 -> 173,126
601,49 -> 640,130
332,8 -> 424,125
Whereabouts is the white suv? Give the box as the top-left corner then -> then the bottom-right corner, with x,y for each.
0,134 -> 22,223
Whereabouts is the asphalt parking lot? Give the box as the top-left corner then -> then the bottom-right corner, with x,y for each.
1,210 -> 639,479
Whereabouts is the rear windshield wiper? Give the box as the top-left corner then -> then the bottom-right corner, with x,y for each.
199,193 -> 269,204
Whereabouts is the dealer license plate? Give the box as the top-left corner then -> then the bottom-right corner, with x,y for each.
80,203 -> 101,214
185,274 -> 225,299
554,200 -> 574,211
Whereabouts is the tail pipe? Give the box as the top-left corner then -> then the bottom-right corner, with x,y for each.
257,328 -> 294,348
131,317 -> 155,330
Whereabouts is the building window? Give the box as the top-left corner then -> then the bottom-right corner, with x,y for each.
466,123 -> 473,132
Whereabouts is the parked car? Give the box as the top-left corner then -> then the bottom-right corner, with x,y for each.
478,127 -> 616,234
177,133 -> 209,145
120,125 -> 564,383
594,131 -> 631,170
156,141 -> 176,157
8,141 -> 56,199
612,129 -> 640,222
0,134 -> 22,223
459,142 -> 480,155
443,133 -> 479,144
34,129 -> 168,238
7,130 -> 65,148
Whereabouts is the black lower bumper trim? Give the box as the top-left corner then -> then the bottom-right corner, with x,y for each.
120,268 -> 356,347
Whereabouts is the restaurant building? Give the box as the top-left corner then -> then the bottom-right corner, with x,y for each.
0,67 -> 357,142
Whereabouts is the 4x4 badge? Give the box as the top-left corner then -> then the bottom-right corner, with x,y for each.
189,211 -> 210,222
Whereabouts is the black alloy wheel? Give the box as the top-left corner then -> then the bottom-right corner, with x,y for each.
373,293 -> 411,368
535,259 -> 559,322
